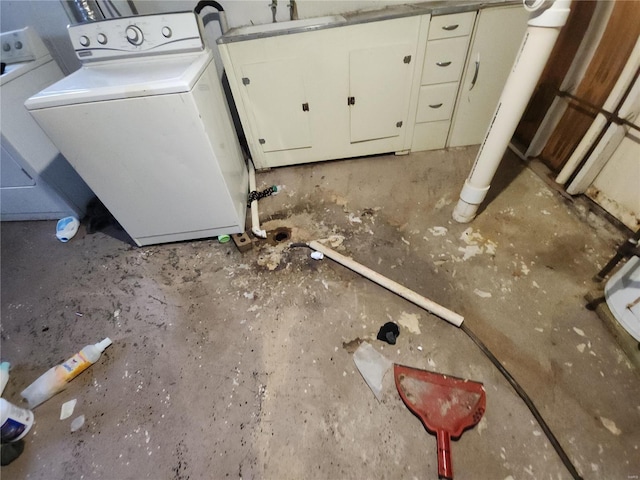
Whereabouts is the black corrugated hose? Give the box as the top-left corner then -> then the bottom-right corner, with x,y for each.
461,323 -> 584,480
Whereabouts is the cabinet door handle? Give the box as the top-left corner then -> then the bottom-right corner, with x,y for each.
436,61 -> 452,67
470,54 -> 480,91
429,103 -> 443,109
442,24 -> 459,31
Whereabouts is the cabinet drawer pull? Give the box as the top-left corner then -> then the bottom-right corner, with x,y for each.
429,103 -> 443,109
442,24 -> 459,31
470,54 -> 480,91
436,61 -> 452,67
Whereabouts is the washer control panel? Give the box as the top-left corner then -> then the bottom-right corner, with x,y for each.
68,12 -> 203,61
0,27 -> 50,64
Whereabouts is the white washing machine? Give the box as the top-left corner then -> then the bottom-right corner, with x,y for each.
1,27 -> 94,220
25,12 -> 248,246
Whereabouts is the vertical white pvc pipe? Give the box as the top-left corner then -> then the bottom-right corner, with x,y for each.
248,160 -> 267,238
452,0 -> 571,223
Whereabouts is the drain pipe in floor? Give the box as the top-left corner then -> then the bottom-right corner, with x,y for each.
452,0 -> 571,223
248,160 -> 267,239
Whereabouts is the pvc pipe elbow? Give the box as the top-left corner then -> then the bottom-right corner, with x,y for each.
252,227 -> 267,239
525,0 -> 571,28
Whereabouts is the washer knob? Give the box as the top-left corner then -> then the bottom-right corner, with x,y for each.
79,35 -> 90,47
162,26 -> 172,38
126,25 -> 144,46
14,41 -> 23,49
97,33 -> 107,45
2,42 -> 10,52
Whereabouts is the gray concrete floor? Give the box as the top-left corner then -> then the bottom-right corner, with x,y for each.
1,147 -> 639,480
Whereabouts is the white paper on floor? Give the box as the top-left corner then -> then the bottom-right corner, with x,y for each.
70,414 -> 85,432
60,399 -> 77,420
353,342 -> 392,401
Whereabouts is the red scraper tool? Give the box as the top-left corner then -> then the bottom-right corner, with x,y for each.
394,364 -> 486,479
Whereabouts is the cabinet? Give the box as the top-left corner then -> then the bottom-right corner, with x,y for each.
241,58 -> 312,152
448,5 -> 530,147
219,16 -> 422,169
349,43 -> 414,143
219,4 -> 529,168
411,11 -> 475,152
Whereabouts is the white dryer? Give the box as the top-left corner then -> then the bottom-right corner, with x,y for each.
1,27 -> 94,220
25,12 -> 248,246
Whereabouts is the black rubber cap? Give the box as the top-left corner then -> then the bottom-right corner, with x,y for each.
377,322 -> 400,345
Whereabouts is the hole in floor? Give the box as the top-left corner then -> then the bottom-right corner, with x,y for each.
275,232 -> 289,242
268,227 -> 292,245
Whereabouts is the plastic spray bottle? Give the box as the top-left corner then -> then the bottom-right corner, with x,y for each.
21,338 -> 112,409
0,362 -> 10,396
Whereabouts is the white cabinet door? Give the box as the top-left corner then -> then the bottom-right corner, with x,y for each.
349,43 -> 414,143
448,5 -> 529,147
241,58 -> 312,152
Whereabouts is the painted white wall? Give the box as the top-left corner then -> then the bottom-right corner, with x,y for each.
134,0 -> 425,28
588,133 -> 640,231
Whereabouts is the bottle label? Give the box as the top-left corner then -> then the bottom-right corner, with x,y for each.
61,352 -> 91,379
1,417 -> 27,443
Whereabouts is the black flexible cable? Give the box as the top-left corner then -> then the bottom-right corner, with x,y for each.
461,323 -> 584,480
288,242 -> 312,250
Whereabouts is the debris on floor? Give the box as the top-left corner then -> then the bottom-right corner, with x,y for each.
55,216 -> 80,243
353,342 -> 392,401
60,399 -> 77,420
376,322 -> 400,345
70,415 -> 85,433
2,149 -> 637,479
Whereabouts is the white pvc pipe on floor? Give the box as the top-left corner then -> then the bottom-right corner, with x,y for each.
452,0 -> 571,223
308,240 -> 464,327
248,160 -> 267,238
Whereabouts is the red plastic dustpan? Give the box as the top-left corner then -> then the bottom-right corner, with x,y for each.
394,364 -> 486,479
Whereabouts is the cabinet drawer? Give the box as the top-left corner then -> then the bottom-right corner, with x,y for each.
416,83 -> 459,123
429,12 -> 475,40
412,121 -> 450,151
422,36 -> 470,85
